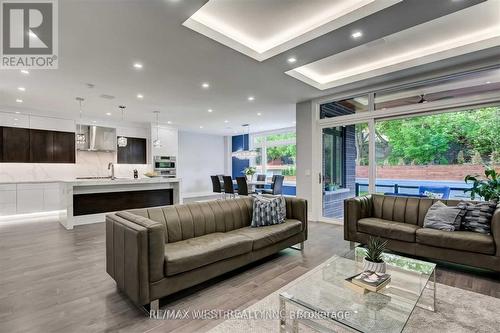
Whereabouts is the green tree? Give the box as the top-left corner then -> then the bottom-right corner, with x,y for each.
375,107 -> 499,165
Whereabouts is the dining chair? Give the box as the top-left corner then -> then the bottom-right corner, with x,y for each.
236,177 -> 250,196
262,175 -> 284,195
255,174 -> 266,189
222,176 -> 236,199
210,175 -> 224,200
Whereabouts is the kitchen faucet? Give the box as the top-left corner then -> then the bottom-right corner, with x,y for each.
108,162 -> 115,180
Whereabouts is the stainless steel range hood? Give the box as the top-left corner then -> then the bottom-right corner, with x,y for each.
76,125 -> 117,152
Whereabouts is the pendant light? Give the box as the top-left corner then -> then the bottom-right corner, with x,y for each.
232,124 -> 258,159
117,105 -> 128,147
75,97 -> 86,144
153,111 -> 162,148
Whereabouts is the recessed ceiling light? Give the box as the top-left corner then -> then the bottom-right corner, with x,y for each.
15,111 -> 20,114
224,120 -> 229,123
137,94 -> 144,99
201,82 -> 210,89
16,99 -> 23,103
18,87 -> 26,92
14,118 -> 18,121
257,112 -> 262,116
20,69 -> 29,75
133,62 -> 143,69
248,96 -> 255,101
199,125 -> 204,129
485,81 -> 491,84
106,112 -> 112,116
287,57 -> 297,63
208,109 -> 213,113
351,31 -> 363,39
167,121 -> 172,124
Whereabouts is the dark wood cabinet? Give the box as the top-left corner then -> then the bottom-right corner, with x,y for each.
30,129 -> 54,163
117,137 -> 147,164
0,127 -> 75,164
2,127 -> 30,162
53,131 -> 75,163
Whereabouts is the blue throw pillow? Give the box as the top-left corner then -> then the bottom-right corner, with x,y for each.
251,196 -> 286,227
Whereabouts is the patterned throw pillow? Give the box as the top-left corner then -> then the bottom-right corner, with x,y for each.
458,201 -> 497,234
251,196 -> 286,227
423,201 -> 464,231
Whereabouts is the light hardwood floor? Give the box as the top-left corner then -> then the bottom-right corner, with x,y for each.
0,219 -> 499,333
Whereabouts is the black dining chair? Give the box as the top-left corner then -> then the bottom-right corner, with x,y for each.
222,176 -> 236,199
211,175 -> 225,200
236,177 -> 251,196
262,175 -> 284,195
255,174 -> 266,189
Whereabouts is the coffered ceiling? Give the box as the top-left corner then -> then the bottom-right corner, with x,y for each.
0,0 -> 497,135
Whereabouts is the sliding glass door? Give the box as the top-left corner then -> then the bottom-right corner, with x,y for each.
321,122 -> 369,222
315,67 -> 499,223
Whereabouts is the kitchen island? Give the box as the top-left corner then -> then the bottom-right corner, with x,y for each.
61,177 -> 181,230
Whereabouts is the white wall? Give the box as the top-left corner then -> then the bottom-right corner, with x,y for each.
296,100 -> 316,218
178,131 -> 225,197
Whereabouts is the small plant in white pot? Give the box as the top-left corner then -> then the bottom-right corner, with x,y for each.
363,237 -> 388,273
242,166 -> 257,182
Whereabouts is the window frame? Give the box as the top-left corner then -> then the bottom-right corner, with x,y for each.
250,127 -> 296,183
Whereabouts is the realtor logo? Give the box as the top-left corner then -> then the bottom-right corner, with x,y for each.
1,0 -> 58,69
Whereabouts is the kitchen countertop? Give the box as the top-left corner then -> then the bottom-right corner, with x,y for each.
0,178 -> 181,185
69,177 -> 181,186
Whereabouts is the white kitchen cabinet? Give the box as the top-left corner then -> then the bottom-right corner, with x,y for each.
0,184 -> 17,216
151,125 -> 178,159
43,183 -> 63,211
16,183 -> 45,214
14,183 -> 62,214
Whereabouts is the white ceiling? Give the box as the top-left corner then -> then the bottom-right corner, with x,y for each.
286,1 -> 500,90
0,0 -> 497,136
183,0 -> 401,61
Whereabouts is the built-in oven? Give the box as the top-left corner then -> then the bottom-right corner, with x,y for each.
154,156 -> 176,177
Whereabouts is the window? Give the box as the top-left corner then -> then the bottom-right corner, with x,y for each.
251,130 -> 296,182
320,96 -> 368,119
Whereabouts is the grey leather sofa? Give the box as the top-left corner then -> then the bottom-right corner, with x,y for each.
345,194 -> 500,272
106,196 -> 307,309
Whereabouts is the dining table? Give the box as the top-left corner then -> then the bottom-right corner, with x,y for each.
218,179 -> 271,193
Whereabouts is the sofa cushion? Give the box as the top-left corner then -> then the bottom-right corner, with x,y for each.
423,201 -> 464,231
357,218 -> 420,242
416,228 -> 495,255
164,233 -> 253,276
229,219 -> 302,250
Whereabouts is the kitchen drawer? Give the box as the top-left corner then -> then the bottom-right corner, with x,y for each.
17,183 -> 46,190
0,184 -> 16,191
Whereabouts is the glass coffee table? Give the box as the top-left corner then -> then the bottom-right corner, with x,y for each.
279,247 -> 436,333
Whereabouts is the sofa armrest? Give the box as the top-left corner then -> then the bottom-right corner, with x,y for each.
285,197 -> 308,240
106,212 -> 165,305
492,206 -> 500,256
344,195 -> 373,241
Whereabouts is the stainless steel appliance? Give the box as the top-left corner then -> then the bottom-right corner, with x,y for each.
76,125 -> 117,152
154,156 -> 176,178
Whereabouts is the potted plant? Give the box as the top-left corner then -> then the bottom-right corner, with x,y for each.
242,166 -> 257,182
363,237 -> 388,273
464,167 -> 499,203
327,182 -> 339,192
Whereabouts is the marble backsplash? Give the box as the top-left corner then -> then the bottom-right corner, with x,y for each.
0,151 -> 153,182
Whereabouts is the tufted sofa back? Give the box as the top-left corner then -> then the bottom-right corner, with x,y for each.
371,194 -> 474,227
127,197 -> 253,243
